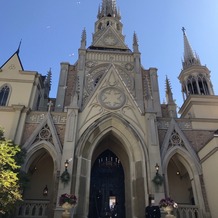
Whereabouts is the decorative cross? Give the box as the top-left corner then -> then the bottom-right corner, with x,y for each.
182,27 -> 186,34
47,100 -> 53,112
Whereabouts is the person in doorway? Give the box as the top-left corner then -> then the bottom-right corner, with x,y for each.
145,198 -> 161,218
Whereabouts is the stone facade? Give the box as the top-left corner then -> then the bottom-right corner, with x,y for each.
1,1 -> 218,218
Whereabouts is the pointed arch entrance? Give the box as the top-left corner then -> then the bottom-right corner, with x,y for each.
24,148 -> 54,200
89,149 -> 125,218
167,154 -> 194,205
21,141 -> 60,218
75,115 -> 148,218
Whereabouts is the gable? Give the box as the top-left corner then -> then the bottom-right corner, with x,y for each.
0,51 -> 23,71
92,27 -> 129,50
23,112 -> 63,155
160,119 -> 200,164
78,64 -> 145,136
0,52 -> 41,107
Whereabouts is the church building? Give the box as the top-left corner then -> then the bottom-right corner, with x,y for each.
0,0 -> 218,218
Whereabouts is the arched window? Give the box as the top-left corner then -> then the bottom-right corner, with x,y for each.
94,75 -> 102,87
0,85 -> 10,106
198,76 -> 210,95
98,23 -> 102,30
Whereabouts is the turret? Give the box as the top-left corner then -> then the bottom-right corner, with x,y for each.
92,0 -> 124,46
178,27 -> 214,101
44,68 -> 52,99
80,28 -> 87,49
165,76 -> 177,118
133,32 -> 139,53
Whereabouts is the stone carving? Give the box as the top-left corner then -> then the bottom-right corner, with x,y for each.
103,34 -> 118,46
125,63 -> 134,71
99,87 -> 126,110
34,124 -> 53,144
157,121 -> 192,130
27,113 -> 67,124
9,64 -> 15,70
169,130 -> 185,147
85,61 -> 97,68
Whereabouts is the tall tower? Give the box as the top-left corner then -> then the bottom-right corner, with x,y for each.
178,27 -> 214,101
178,28 -> 218,119
54,0 -> 162,217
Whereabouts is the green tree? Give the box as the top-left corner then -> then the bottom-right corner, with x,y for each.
0,129 -> 22,214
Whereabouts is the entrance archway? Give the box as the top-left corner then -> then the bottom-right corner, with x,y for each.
168,155 -> 193,204
24,148 -> 54,200
75,115 -> 148,218
88,149 -> 125,218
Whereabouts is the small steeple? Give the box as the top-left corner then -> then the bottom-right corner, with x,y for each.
165,76 -> 177,118
179,27 -> 214,99
98,0 -> 120,19
16,39 -> 22,54
165,76 -> 174,104
182,27 -> 201,69
133,32 -> 139,52
80,28 -> 86,49
45,68 -> 52,91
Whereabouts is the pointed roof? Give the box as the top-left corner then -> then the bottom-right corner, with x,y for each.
80,28 -> 87,49
133,32 -> 139,52
44,68 -> 52,89
165,76 -> 174,104
182,27 -> 201,69
98,0 -> 121,20
0,49 -> 24,70
17,39 -> 22,55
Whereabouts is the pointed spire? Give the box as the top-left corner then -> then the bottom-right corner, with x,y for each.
165,76 -> 177,118
98,0 -> 120,19
80,28 -> 87,49
133,32 -> 139,52
165,76 -> 174,104
97,4 -> 101,19
16,39 -> 22,54
182,27 -> 201,69
45,68 -> 52,90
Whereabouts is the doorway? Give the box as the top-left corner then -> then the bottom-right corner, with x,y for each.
88,149 -> 126,218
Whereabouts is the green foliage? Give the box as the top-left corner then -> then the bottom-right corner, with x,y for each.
0,129 -> 23,214
152,173 -> 164,186
61,170 -> 70,184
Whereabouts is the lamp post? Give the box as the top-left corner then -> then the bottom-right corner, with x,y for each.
65,159 -> 69,171
43,185 -> 48,196
155,163 -> 159,175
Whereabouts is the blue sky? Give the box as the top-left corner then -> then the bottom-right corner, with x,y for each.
1,0 -> 218,108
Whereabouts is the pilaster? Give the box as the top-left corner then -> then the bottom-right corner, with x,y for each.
54,104 -> 79,218
145,112 -> 164,203
10,105 -> 25,141
55,62 -> 70,112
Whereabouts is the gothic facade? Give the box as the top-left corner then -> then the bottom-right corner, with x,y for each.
0,0 -> 218,218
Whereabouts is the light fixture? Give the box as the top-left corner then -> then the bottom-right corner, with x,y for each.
61,160 -> 70,185
64,159 -> 69,171
155,163 -> 159,174
152,163 -> 163,186
43,185 -> 48,196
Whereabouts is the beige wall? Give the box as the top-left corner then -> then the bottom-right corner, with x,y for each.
24,153 -> 54,200
0,53 -> 39,108
0,110 -> 16,139
198,137 -> 218,218
168,161 -> 191,204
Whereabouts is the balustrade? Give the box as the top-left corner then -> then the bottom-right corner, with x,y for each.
16,200 -> 49,218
